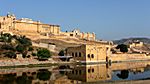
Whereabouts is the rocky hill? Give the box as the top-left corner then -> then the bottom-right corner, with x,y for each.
113,37 -> 150,45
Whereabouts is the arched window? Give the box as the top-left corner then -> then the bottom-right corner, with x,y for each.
92,68 -> 94,73
75,52 -> 78,57
88,54 -> 90,58
72,53 -> 74,57
75,70 -> 78,75
79,52 -> 81,57
79,70 -> 82,75
72,70 -> 74,74
91,54 -> 94,58
88,69 -> 91,73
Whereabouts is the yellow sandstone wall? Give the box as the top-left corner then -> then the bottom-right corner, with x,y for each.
14,21 -> 38,32
66,45 -> 86,61
66,44 -> 111,62
110,53 -> 150,62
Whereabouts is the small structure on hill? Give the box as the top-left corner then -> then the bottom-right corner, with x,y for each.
129,40 -> 144,48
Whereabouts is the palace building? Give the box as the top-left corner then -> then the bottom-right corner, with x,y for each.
0,13 -> 96,41
0,13 -> 60,35
66,43 -> 111,63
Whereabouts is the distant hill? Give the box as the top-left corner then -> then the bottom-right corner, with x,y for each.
113,38 -> 150,44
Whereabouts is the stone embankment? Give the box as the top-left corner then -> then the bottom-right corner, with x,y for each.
110,53 -> 150,62
0,58 -> 55,67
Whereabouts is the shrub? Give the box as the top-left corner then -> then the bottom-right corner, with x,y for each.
17,36 -> 32,47
16,44 -> 26,53
37,48 -> 51,60
58,50 -> 65,56
28,47 -> 33,51
5,51 -> 16,58
1,44 -> 15,51
58,50 -> 67,61
32,53 -> 37,56
116,44 -> 128,53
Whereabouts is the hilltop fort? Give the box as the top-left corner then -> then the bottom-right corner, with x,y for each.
0,13 -> 96,41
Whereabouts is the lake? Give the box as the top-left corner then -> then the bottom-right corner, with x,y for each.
1,61 -> 150,84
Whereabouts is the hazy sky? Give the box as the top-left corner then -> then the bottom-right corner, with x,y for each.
0,0 -> 150,40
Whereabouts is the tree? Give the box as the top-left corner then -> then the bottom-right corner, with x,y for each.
58,50 -> 67,61
0,33 -> 13,43
1,44 -> 15,51
116,44 -> 128,53
5,51 -> 16,58
17,35 -> 32,47
16,44 -> 26,53
37,48 -> 51,60
58,50 -> 65,56
28,47 -> 33,51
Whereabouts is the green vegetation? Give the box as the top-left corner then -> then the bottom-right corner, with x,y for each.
37,69 -> 51,81
16,44 -> 26,53
58,50 -> 65,56
37,48 -> 51,60
4,51 -> 16,58
0,33 -> 13,43
28,47 -> 33,51
0,33 -> 33,58
116,44 -> 128,53
58,50 -> 67,61
31,52 -> 37,56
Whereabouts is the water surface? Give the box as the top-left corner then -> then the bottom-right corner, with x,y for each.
1,61 -> 150,84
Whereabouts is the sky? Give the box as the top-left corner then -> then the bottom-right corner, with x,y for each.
0,0 -> 150,40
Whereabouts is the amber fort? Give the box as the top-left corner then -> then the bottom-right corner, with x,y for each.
0,13 -> 95,41
0,13 -> 148,64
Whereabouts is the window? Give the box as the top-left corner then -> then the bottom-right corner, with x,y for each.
91,54 -> 94,58
70,34 -> 73,36
79,52 -> 81,57
75,52 -> 78,57
72,53 -> 74,57
88,54 -> 90,58
92,68 -> 94,72
75,70 -> 78,75
88,69 -> 91,73
72,70 -> 74,74
79,70 -> 82,75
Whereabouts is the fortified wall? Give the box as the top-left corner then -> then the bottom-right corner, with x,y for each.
0,13 -> 96,41
0,13 -> 60,35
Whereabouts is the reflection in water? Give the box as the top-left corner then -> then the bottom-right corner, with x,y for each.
16,72 -> 32,84
37,69 -> 51,81
1,73 -> 16,84
59,65 -> 70,75
117,70 -> 129,79
66,64 -> 111,82
1,62 -> 150,83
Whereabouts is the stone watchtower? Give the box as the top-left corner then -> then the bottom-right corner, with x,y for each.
0,12 -> 16,31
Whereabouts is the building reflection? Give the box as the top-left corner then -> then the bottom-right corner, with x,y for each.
66,64 -> 111,82
1,62 -> 150,84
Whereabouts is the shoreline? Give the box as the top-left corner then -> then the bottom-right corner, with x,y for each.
0,58 -> 77,68
1,58 -> 150,68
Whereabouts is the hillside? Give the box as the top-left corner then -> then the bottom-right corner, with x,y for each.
113,38 -> 150,44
